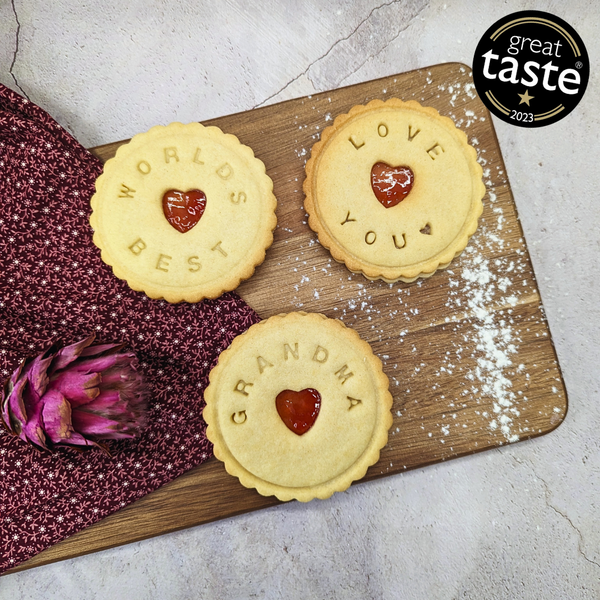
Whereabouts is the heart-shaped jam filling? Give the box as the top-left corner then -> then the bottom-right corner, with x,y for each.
275,388 -> 321,436
371,162 -> 414,208
162,189 -> 207,233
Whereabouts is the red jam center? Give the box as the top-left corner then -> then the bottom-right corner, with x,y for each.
275,388 -> 321,436
162,189 -> 207,233
370,162 -> 414,208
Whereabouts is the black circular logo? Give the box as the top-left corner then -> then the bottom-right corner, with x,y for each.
473,11 -> 589,127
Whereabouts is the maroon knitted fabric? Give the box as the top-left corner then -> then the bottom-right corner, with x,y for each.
0,84 -> 260,573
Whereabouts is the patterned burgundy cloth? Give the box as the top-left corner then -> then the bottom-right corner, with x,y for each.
0,84 -> 261,573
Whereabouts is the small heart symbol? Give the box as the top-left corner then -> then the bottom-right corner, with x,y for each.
371,162 -> 414,208
276,388 -> 321,436
162,189 -> 207,233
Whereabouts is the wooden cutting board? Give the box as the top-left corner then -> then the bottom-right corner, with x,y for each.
12,62 -> 567,572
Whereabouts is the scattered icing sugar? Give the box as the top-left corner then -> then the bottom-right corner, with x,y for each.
442,179 -> 530,443
283,68 -> 542,448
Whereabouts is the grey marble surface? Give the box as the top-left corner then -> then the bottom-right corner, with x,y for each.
1,1 -> 599,598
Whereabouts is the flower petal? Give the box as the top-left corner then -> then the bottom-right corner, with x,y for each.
41,391 -> 99,448
71,409 -> 137,439
67,352 -> 128,374
47,370 -> 101,406
80,391 -> 145,427
80,342 -> 124,357
18,383 -> 49,450
81,389 -> 123,412
5,376 -> 28,430
48,334 -> 95,373
23,350 -> 54,401
8,358 -> 25,390
40,389 -> 77,443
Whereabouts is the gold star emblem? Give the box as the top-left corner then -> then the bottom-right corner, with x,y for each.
518,90 -> 534,106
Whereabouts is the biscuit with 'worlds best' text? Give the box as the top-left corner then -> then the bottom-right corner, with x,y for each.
90,122 -> 277,303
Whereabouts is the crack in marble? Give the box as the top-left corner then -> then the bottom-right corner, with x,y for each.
9,0 -> 29,100
540,479 -> 600,570
336,5 -> 425,88
512,455 -> 600,570
254,0 -> 404,108
253,69 -> 314,110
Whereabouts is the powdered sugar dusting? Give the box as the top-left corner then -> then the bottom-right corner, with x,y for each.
275,64 -> 562,457
457,252 -> 522,442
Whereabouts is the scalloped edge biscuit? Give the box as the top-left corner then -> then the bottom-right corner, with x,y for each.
90,122 -> 277,303
303,99 -> 485,282
203,312 -> 393,502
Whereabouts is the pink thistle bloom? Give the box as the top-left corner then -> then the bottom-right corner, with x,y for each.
1,334 -> 148,453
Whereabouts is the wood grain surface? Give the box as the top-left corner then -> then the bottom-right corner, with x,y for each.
11,63 -> 567,573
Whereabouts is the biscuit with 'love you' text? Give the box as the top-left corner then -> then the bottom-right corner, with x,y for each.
303,99 -> 485,282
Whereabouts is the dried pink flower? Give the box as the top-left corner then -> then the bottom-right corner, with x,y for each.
1,334 -> 148,452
